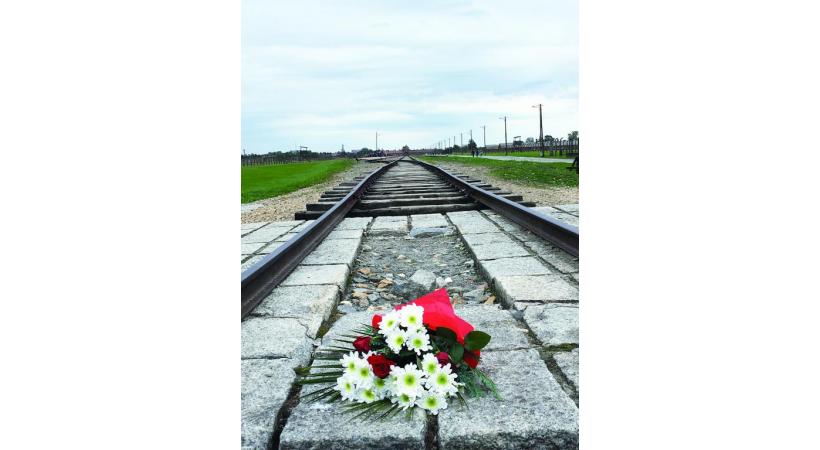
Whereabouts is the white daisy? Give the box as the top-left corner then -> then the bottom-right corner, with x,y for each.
420,353 -> 439,376
340,352 -> 359,375
399,304 -> 425,330
352,358 -> 374,387
378,310 -> 401,336
392,363 -> 426,396
335,375 -> 357,401
405,329 -> 432,355
357,386 -> 378,403
416,390 -> 447,415
426,363 -> 459,396
385,328 -> 409,353
391,391 -> 416,410
372,376 -> 391,400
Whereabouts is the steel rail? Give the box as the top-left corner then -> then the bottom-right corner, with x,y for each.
240,158 -> 401,319
407,157 -> 579,256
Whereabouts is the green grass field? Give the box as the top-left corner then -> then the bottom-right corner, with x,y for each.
241,159 -> 354,203
419,156 -> 578,188
454,150 -> 574,159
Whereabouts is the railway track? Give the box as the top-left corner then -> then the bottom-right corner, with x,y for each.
241,156 -> 580,449
242,156 -> 578,319
295,158 -> 535,219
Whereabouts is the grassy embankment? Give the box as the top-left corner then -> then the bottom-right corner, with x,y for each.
241,159 -> 354,203
419,156 -> 578,188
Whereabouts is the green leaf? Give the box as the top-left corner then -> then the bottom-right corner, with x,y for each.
435,327 -> 457,344
450,343 -> 464,363
464,331 -> 491,351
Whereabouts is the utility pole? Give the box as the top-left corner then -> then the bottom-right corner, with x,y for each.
533,104 -> 544,157
460,132 -> 463,146
376,132 -> 379,151
499,116 -> 508,155
481,125 -> 486,149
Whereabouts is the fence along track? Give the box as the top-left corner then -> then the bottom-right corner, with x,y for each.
241,156 -> 579,319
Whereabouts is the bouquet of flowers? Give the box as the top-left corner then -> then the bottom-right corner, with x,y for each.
297,288 -> 499,420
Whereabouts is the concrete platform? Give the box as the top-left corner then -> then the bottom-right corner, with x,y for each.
522,303 -> 579,347
437,349 -> 579,450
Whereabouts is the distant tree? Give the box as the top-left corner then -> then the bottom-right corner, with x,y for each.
467,139 -> 477,152
357,148 -> 371,157
568,131 -> 578,140
525,137 -> 535,145
544,135 -> 555,144
401,145 -> 410,155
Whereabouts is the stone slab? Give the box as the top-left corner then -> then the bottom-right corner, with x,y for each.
483,213 -> 525,233
462,232 -> 518,247
249,284 -> 340,339
529,206 -> 558,215
241,317 -> 313,362
554,204 -> 579,215
257,242 -> 284,254
326,228 -> 364,240
437,349 -> 578,450
271,220 -> 306,228
243,225 -> 297,244
301,237 -> 361,267
523,303 -> 579,347
410,213 -> 449,228
275,232 -> 299,242
241,222 -> 269,234
554,348 -> 579,389
453,305 -> 531,351
369,216 -> 408,235
524,241 -> 579,274
335,217 -> 372,230
279,310 -> 427,450
548,212 -> 579,227
316,310 -> 371,347
242,358 -> 300,450
508,229 -> 540,243
446,211 -> 501,234
280,264 -> 349,288
241,242 -> 267,255
495,275 -> 579,307
479,256 -> 553,282
468,242 -> 531,261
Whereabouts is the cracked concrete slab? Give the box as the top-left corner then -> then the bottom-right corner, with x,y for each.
437,349 -> 578,450
495,275 -> 579,307
249,284 -> 340,339
280,264 -> 349,288
242,358 -> 301,450
241,317 -> 313,363
523,303 -> 579,347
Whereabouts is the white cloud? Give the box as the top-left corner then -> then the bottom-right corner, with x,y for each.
242,0 -> 578,152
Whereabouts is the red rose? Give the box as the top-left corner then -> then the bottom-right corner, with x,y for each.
395,288 -> 474,343
435,351 -> 451,366
463,350 -> 480,369
352,336 -> 371,353
371,314 -> 382,329
367,354 -> 396,378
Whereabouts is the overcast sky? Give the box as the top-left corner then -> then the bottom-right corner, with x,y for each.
242,0 -> 577,154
